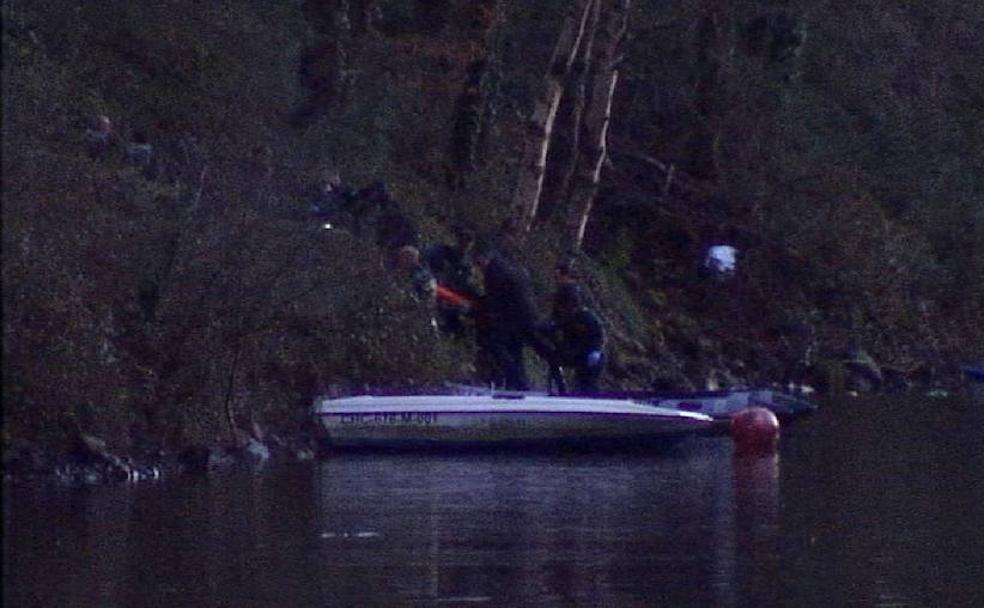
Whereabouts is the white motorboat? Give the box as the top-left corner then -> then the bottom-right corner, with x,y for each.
312,392 -> 718,451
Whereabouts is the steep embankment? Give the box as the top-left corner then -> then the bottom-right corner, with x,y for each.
3,1 -> 982,482
1,1 -> 484,476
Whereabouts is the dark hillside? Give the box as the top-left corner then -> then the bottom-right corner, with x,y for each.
3,0 -> 982,471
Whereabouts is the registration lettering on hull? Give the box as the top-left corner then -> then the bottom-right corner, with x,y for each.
337,412 -> 438,426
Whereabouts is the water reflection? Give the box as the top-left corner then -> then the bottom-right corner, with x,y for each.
311,442 -> 765,606
731,454 -> 780,607
2,467 -> 327,608
4,396 -> 982,607
0,445 -> 783,606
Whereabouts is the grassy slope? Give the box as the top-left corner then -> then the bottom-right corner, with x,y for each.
3,0 -> 982,457
1,0 -> 477,452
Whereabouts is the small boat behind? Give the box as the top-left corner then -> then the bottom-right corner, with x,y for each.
961,364 -> 984,380
312,393 -> 717,451
961,364 -> 984,402
631,388 -> 817,421
450,384 -> 818,422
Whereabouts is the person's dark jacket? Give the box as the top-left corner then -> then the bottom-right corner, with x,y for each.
480,255 -> 538,336
349,181 -> 419,249
375,205 -> 419,250
308,185 -> 354,218
553,307 -> 605,366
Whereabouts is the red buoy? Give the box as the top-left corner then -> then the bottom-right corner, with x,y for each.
731,406 -> 781,455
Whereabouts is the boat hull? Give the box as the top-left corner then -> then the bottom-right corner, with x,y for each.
313,395 -> 718,451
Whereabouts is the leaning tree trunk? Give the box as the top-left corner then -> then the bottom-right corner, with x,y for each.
549,0 -> 602,213
508,0 -> 595,240
566,0 -> 630,250
688,7 -> 722,179
446,0 -> 500,191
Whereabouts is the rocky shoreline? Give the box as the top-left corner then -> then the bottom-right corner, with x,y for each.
4,366 -> 966,489
2,426 -> 319,488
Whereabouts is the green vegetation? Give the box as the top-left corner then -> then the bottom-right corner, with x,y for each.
3,0 -> 982,458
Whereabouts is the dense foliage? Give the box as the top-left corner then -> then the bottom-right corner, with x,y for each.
3,0 -> 981,454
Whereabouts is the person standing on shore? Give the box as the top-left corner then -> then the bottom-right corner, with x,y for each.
473,241 -> 549,391
546,283 -> 605,393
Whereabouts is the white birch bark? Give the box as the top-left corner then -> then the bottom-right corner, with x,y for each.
566,0 -> 630,249
508,0 -> 595,239
554,0 -> 603,209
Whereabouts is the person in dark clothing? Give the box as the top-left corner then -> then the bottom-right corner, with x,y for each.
126,130 -> 158,179
351,180 -> 389,235
474,243 -> 556,391
307,170 -> 355,226
551,258 -> 579,313
425,227 -> 478,295
350,180 -> 420,250
545,283 -> 606,393
475,247 -> 534,390
126,130 -> 153,165
84,114 -> 119,159
395,245 -> 437,303
424,227 -> 479,336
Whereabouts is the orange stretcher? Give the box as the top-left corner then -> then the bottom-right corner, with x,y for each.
435,285 -> 474,308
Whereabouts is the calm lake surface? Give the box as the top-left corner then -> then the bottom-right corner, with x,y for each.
4,395 -> 983,607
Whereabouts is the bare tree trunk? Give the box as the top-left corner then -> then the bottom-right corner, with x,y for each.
689,7 -> 722,179
508,0 -> 594,240
566,0 -> 630,250
222,343 -> 242,442
447,0 -> 500,192
550,0 -> 603,213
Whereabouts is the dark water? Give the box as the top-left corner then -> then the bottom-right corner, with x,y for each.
4,396 -> 983,607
